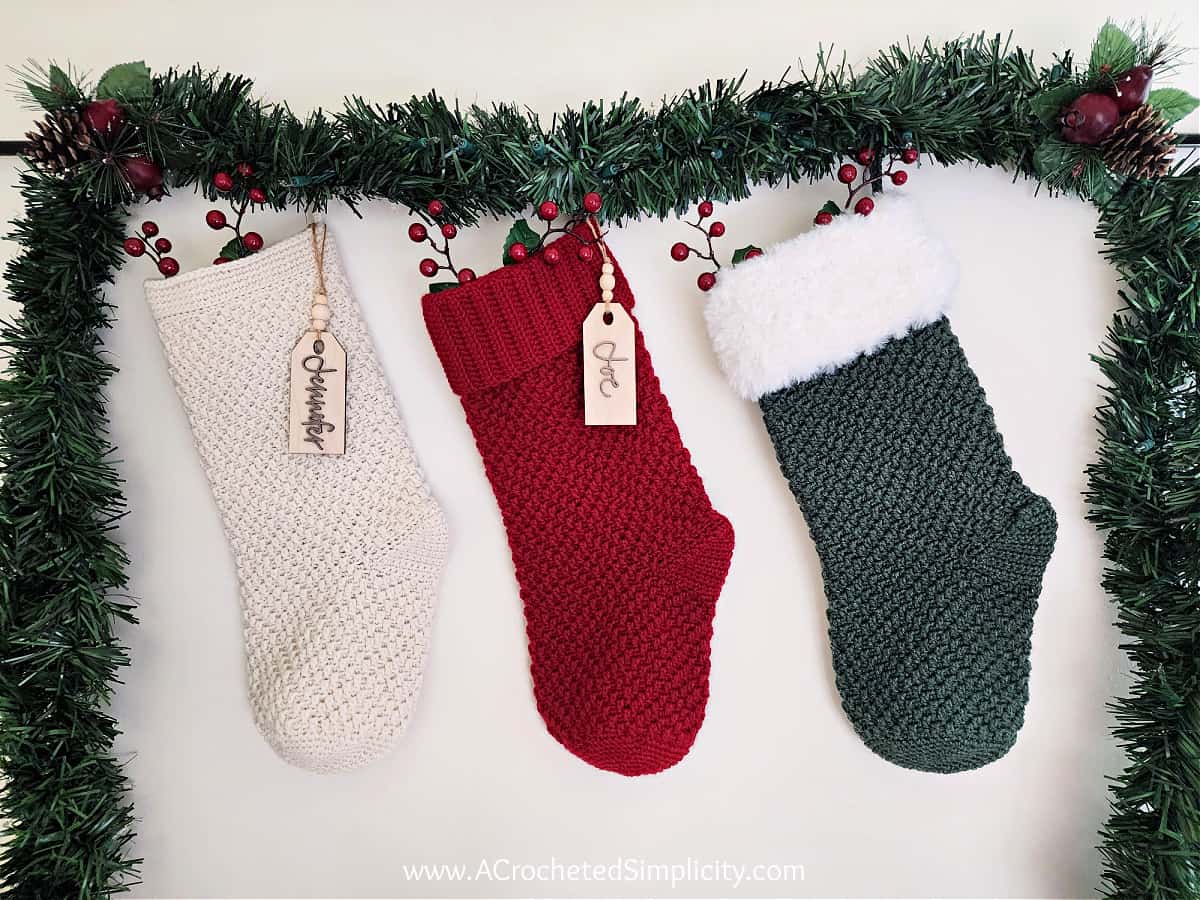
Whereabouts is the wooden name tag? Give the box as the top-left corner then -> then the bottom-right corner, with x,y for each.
289,330 -> 347,454
582,302 -> 637,426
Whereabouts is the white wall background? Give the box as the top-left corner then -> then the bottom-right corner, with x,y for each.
2,2 -> 1197,897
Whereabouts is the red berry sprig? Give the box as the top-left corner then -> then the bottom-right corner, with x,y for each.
669,199 -> 727,291
670,200 -> 763,293
507,192 -> 607,266
123,220 -> 180,278
409,199 -> 475,286
207,162 -> 270,262
812,137 -> 919,226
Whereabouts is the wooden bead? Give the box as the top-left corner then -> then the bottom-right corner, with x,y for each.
310,320 -> 326,332
601,289 -> 614,302
598,273 -> 616,292
601,263 -> 614,275
313,292 -> 328,306
311,303 -> 332,321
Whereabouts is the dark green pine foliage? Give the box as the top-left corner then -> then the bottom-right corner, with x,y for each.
78,35 -> 1052,220
1088,170 -> 1200,900
0,169 -> 140,896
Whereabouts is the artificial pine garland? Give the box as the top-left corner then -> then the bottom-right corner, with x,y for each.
0,170 -> 140,896
0,24 -> 1197,899
1088,173 -> 1200,898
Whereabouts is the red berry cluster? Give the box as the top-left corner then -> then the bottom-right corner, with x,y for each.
813,141 -> 917,226
409,199 -> 476,284
511,192 -> 606,266
409,192 -> 607,290
669,200 -> 755,292
207,162 -> 268,264
123,220 -> 179,277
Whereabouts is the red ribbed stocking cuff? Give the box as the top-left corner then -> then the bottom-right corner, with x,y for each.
422,228 -> 633,397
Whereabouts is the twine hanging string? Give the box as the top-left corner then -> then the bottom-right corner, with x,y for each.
308,222 -> 332,335
585,217 -> 614,318
310,221 -> 328,297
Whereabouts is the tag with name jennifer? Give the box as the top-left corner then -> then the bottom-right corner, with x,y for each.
289,330 -> 347,454
582,302 -> 637,426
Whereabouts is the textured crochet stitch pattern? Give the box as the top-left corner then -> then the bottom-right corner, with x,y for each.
423,229 -> 735,776
760,320 -> 1057,773
145,230 -> 448,774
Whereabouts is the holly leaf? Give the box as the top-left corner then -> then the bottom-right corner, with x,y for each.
48,65 -> 73,96
732,245 -> 763,265
1077,155 -> 1120,205
503,218 -> 540,265
25,82 -> 60,110
96,61 -> 152,100
1147,88 -> 1200,124
428,281 -> 459,294
219,237 -> 245,261
24,62 -> 82,111
1089,22 -> 1137,79
1033,137 -> 1075,180
1030,83 -> 1084,128
1034,138 -> 1118,204
820,200 -> 842,216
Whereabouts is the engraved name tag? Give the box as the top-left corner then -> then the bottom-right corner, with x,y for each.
582,302 -> 637,426
288,330 -> 347,454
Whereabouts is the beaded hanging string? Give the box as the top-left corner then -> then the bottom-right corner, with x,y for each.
586,217 -> 616,319
309,222 -> 331,333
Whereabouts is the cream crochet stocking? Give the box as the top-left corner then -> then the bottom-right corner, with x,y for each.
145,229 -> 448,774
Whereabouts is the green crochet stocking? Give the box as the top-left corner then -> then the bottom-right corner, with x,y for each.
703,198 -> 1057,773
761,318 -> 1056,772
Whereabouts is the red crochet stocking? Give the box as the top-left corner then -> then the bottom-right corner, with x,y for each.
424,232 -> 734,776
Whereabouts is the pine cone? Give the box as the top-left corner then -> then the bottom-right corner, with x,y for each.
23,108 -> 93,175
1100,104 -> 1175,179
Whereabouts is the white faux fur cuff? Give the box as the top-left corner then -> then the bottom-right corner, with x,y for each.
703,197 -> 958,400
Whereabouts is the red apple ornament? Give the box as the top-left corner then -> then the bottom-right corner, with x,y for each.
1109,65 -> 1153,114
84,99 -> 125,137
1060,92 -> 1120,145
121,156 -> 164,195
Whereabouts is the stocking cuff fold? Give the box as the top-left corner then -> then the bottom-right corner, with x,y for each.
145,229 -> 342,320
423,227 -> 633,397
702,196 -> 957,400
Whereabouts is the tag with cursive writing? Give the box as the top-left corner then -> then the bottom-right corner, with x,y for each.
289,330 -> 347,454
582,302 -> 637,426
